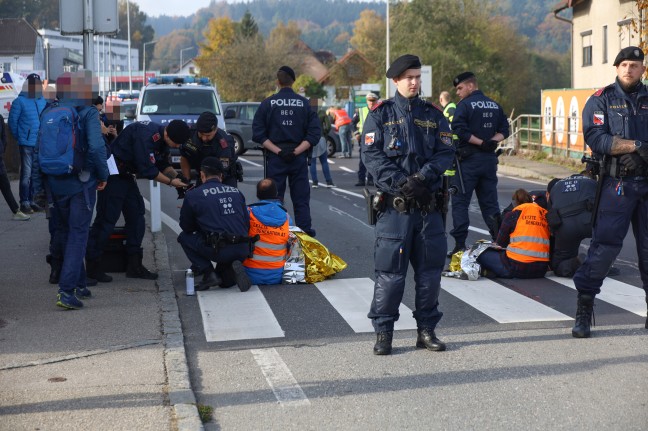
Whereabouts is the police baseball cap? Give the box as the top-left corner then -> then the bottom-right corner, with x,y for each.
166,120 -> 191,145
386,54 -> 421,78
200,156 -> 225,175
278,66 -> 296,82
196,111 -> 217,133
453,71 -> 475,87
613,46 -> 644,66
26,73 -> 41,83
366,92 -> 379,100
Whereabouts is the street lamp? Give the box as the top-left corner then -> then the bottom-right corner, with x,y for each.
143,40 -> 158,88
180,47 -> 195,73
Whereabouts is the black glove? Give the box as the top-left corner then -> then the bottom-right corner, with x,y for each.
619,153 -> 644,172
636,144 -> 648,164
279,150 -> 296,163
176,182 -> 194,199
235,161 -> 244,182
481,140 -> 498,153
400,175 -> 431,205
176,173 -> 190,184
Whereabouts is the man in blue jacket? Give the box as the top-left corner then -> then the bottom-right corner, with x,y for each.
8,73 -> 47,214
45,71 -> 109,309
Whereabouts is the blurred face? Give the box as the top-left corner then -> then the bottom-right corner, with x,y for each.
393,69 -> 421,99
197,128 -> 217,143
455,80 -> 475,101
366,98 -> 377,108
616,60 -> 646,90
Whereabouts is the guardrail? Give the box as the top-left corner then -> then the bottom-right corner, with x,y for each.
504,114 -> 589,159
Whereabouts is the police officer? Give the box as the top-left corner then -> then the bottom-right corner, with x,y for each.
180,111 -> 241,188
439,91 -> 456,124
85,120 -> 191,282
252,66 -> 321,237
448,72 -> 510,256
546,174 -> 597,277
361,54 -> 455,355
572,46 -> 648,338
178,157 -> 252,292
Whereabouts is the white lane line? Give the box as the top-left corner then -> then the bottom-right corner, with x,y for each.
197,287 -> 285,342
339,166 -> 356,174
547,275 -> 647,317
441,277 -> 572,323
251,348 -> 310,407
329,205 -> 373,229
315,277 -> 418,332
238,156 -> 262,167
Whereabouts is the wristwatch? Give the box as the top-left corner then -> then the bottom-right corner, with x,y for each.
635,140 -> 643,150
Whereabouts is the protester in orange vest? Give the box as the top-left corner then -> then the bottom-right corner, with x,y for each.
327,106 -> 353,158
243,178 -> 292,285
476,189 -> 550,278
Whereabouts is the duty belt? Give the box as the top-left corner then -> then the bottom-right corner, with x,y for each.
384,194 -> 435,214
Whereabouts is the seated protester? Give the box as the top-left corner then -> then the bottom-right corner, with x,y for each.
477,189 -> 551,279
501,187 -> 548,219
178,157 -> 252,292
243,178 -> 292,285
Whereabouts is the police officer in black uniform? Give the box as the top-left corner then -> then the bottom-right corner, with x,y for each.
448,72 -> 509,256
86,120 -> 191,282
361,54 -> 455,355
180,111 -> 242,188
178,157 -> 252,292
252,66 -> 321,237
572,46 -> 648,338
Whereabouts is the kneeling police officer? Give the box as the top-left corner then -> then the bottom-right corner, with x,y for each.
178,157 -> 253,292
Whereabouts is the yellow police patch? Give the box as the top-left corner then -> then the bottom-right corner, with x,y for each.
440,131 -> 453,146
384,118 -> 404,126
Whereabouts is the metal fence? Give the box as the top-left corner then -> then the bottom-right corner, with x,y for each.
505,114 -> 589,159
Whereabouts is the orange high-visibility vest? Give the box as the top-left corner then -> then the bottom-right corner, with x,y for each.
506,203 -> 550,263
243,210 -> 290,270
333,109 -> 352,129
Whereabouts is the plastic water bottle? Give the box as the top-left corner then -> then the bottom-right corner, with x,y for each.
186,269 -> 195,296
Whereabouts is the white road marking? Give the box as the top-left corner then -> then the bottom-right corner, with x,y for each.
251,348 -> 310,407
441,277 -> 572,323
328,206 -> 373,229
339,166 -> 356,174
315,277 -> 418,332
238,156 -> 262,167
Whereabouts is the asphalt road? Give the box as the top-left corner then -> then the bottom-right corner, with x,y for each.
141,151 -> 648,430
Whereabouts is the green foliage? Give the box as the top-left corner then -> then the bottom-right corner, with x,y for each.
294,75 -> 327,99
196,404 -> 213,423
238,10 -> 259,39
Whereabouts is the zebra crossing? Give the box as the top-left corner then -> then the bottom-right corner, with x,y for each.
197,276 -> 647,343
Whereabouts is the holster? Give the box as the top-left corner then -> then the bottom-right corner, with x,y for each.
363,188 -> 378,225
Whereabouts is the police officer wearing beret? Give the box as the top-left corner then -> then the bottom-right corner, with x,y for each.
448,71 -> 509,256
178,157 -> 252,292
361,54 -> 455,355
86,120 -> 191,282
571,46 -> 648,338
252,66 -> 321,237
180,111 -> 241,188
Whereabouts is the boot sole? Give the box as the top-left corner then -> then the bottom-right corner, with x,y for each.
232,261 -> 252,292
416,341 -> 446,351
571,330 -> 591,338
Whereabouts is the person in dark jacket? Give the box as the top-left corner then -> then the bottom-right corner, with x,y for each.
0,114 -> 30,221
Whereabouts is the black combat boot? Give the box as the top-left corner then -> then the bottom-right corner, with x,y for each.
572,293 -> 595,338
446,243 -> 466,258
232,260 -> 252,292
86,258 -> 113,283
373,331 -> 393,355
46,254 -> 62,284
196,270 -> 222,291
126,252 -> 158,280
416,328 -> 446,351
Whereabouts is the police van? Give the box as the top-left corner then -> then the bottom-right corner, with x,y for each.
135,75 -> 226,166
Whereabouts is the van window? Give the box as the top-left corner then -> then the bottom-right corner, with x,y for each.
141,88 -> 221,116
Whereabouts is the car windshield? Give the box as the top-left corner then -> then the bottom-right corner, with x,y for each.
141,88 -> 220,116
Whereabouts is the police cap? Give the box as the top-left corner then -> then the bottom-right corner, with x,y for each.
613,46 -> 644,66
196,111 -> 217,133
166,120 -> 190,145
200,156 -> 225,176
453,71 -> 475,87
386,54 -> 421,79
278,66 -> 296,82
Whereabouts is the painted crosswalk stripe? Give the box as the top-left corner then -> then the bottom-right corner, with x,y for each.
547,275 -> 647,317
197,286 -> 285,342
251,348 -> 310,407
441,277 -> 572,323
315,277 -> 418,332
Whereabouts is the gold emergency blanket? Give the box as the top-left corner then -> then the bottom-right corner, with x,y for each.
294,232 -> 347,283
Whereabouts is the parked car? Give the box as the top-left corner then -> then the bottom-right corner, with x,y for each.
222,102 -> 260,155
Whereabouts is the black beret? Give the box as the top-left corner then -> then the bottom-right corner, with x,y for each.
613,46 -> 644,66
166,120 -> 190,145
196,111 -> 217,133
453,71 -> 475,87
200,156 -> 225,175
386,54 -> 421,78
278,66 -> 296,82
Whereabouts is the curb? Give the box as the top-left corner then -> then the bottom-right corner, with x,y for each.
154,231 -> 205,431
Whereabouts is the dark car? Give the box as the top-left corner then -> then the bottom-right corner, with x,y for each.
222,102 -> 260,155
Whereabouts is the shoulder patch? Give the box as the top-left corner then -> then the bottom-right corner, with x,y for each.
152,132 -> 161,142
370,100 -> 391,111
592,87 -> 604,97
425,101 -> 444,113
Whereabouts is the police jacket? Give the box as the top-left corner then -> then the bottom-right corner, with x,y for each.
8,92 -> 47,147
180,129 -> 237,179
110,122 -> 171,180
252,87 -> 321,148
504,203 -> 550,263
361,91 -> 455,195
452,90 -> 509,159
582,78 -> 648,173
179,177 -> 249,236
547,174 -> 596,230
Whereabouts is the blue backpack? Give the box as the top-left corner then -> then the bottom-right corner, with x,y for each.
38,105 -> 87,176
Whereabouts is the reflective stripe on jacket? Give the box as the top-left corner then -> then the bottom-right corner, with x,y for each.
506,203 -> 550,263
333,109 -> 352,129
244,210 -> 290,269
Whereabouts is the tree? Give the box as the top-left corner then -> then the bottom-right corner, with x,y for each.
350,9 -> 385,79
265,20 -> 303,69
238,10 -> 259,39
294,74 -> 326,99
200,16 -> 237,57
118,1 -> 155,70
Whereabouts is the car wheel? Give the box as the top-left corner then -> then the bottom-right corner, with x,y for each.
326,137 -> 336,157
232,134 -> 246,155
